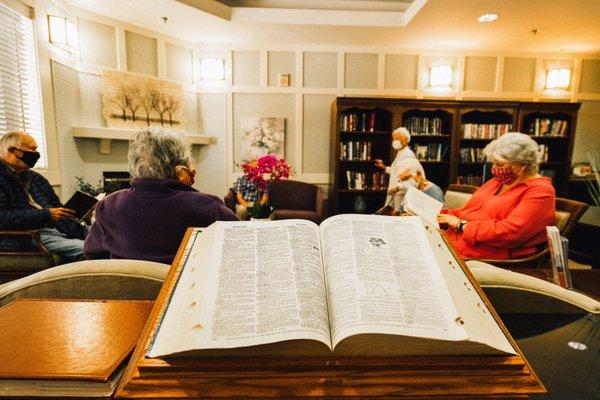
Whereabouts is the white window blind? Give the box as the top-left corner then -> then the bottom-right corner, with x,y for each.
0,1 -> 47,168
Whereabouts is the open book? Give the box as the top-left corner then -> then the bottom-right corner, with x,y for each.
63,190 -> 99,222
402,186 -> 444,228
148,215 -> 515,358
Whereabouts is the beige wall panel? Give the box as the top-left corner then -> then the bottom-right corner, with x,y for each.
125,31 -> 158,77
384,54 -> 418,90
502,57 -> 535,92
573,101 -> 600,163
579,59 -> 600,93
303,94 -> 335,173
166,42 -> 193,83
195,93 -> 228,196
77,18 -> 117,69
233,50 -> 260,86
345,53 -> 378,89
233,93 -> 295,167
464,56 -> 497,92
268,51 -> 295,87
303,52 -> 337,88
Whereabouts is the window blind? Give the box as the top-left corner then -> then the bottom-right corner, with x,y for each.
0,1 -> 47,168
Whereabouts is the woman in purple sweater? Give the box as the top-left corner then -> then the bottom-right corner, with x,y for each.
84,128 -> 238,264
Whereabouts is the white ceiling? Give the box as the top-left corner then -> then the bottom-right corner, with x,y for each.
68,0 -> 600,54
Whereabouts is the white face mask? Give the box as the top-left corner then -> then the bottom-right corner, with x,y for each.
397,178 -> 418,192
392,140 -> 403,150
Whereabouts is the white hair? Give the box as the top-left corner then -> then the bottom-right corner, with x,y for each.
128,127 -> 193,180
397,158 -> 426,179
392,127 -> 411,143
483,132 -> 540,174
0,131 -> 24,157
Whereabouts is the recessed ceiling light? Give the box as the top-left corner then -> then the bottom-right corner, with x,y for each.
478,13 -> 498,23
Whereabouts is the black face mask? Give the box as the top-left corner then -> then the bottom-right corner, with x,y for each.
15,149 -> 41,168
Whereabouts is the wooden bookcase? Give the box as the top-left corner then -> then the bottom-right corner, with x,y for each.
332,98 -> 580,214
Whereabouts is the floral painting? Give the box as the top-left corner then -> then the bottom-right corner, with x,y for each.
241,117 -> 285,160
101,70 -> 186,131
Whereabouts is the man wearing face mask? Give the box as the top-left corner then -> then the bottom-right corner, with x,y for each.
374,127 -> 416,212
388,158 -> 444,213
0,131 -> 87,261
438,132 -> 555,261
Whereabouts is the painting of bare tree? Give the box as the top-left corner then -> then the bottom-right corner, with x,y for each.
101,71 -> 186,131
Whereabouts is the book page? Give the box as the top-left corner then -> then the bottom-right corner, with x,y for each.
149,220 -> 331,358
320,215 -> 467,348
402,186 -> 443,228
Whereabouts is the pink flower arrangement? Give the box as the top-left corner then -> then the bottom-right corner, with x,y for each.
241,155 -> 292,190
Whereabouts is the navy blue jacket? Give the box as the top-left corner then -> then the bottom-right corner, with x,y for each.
0,161 -> 87,250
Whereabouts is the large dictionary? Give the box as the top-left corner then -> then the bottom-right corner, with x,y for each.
118,215 -> 545,399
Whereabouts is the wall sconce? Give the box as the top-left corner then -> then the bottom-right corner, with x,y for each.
48,15 -> 78,49
546,68 -> 571,89
200,58 -> 225,81
429,65 -> 453,87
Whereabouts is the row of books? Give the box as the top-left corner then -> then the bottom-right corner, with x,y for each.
538,144 -> 549,162
456,175 -> 484,186
412,143 -> 449,162
340,111 -> 376,132
462,123 -> 512,139
527,118 -> 568,137
340,141 -> 373,161
459,148 -> 486,163
404,116 -> 445,136
345,171 -> 388,190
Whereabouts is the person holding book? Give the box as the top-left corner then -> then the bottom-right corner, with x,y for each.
374,127 -> 416,212
388,158 -> 444,214
438,132 -> 555,260
84,128 -> 238,264
0,131 -> 87,261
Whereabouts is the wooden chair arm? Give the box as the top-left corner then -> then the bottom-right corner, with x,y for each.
468,247 -> 550,269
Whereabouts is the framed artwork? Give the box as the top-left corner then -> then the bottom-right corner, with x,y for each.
240,117 -> 285,160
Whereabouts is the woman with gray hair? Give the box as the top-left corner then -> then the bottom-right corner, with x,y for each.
438,132 -> 555,261
84,128 -> 238,263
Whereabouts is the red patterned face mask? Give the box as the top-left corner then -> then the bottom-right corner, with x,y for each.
492,165 -> 518,185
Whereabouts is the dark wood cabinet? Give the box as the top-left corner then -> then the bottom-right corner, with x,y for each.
331,98 -> 580,214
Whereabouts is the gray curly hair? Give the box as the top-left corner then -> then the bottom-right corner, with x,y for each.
128,127 -> 193,180
483,132 -> 540,174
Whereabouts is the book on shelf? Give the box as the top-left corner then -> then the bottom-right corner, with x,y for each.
340,141 -> 372,161
405,116 -> 444,135
537,144 -> 549,162
457,175 -> 484,186
459,147 -> 486,163
147,216 -> 516,359
0,299 -> 153,397
341,111 -> 376,132
528,118 -> 568,137
462,123 -> 512,139
413,143 -> 448,161
402,186 -> 444,228
345,171 -> 387,190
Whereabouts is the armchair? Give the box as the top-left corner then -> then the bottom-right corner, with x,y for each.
0,230 -> 62,283
269,180 -> 328,224
444,184 -> 589,268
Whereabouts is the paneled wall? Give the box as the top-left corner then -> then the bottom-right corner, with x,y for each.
42,4 -> 600,201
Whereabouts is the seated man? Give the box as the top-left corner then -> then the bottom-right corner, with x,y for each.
0,131 -> 86,261
232,173 -> 259,220
387,158 -> 444,214
84,127 -> 238,264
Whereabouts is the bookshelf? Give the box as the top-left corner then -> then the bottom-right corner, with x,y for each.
332,99 -> 580,214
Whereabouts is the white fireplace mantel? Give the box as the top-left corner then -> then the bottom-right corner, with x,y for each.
71,126 -> 216,154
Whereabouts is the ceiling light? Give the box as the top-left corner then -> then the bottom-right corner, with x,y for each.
429,66 -> 453,87
200,58 -> 225,81
546,68 -> 571,89
478,13 -> 498,23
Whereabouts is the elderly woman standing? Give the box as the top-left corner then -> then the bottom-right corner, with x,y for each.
438,132 -> 555,260
374,127 -> 416,212
84,128 -> 238,264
